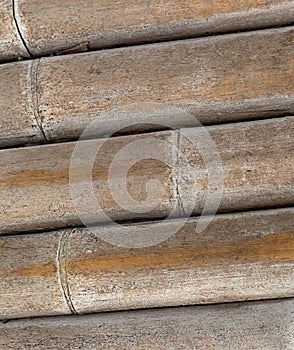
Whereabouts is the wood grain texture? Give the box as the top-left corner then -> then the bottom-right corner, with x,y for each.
0,131 -> 175,234
0,0 -> 30,62
0,231 -> 71,319
0,208 -> 293,319
4,0 -> 294,60
0,117 -> 293,235
1,299 -> 293,350
0,61 -> 45,147
0,26 -> 293,148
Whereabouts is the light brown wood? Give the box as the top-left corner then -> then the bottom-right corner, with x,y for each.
0,117 -> 293,235
0,0 -> 30,62
0,231 -> 71,319
0,61 -> 45,147
0,208 -> 293,319
0,131 -> 175,234
1,0 -> 294,61
0,26 -> 293,148
1,299 -> 293,349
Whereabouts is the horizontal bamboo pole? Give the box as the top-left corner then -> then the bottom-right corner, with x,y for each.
1,117 -> 293,235
0,208 -> 293,319
0,299 -> 293,349
1,26 -> 293,148
1,0 -> 294,62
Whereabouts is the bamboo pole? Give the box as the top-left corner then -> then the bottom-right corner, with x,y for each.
0,0 -> 30,62
1,26 -> 293,148
0,117 -> 293,235
0,208 -> 293,320
1,0 -> 294,62
0,299 -> 293,349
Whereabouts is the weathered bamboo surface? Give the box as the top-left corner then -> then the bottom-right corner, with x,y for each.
0,299 -> 293,349
0,0 -> 30,62
0,208 -> 293,319
1,117 -> 293,235
1,0 -> 293,63
1,26 -> 293,148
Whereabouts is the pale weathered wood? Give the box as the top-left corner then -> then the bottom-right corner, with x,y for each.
0,27 -> 293,148
0,231 -> 71,319
0,131 -> 175,234
1,299 -> 293,349
0,208 -> 293,319
0,61 -> 45,147
0,117 -> 293,235
0,0 -> 30,62
2,0 -> 294,61
178,117 -> 294,215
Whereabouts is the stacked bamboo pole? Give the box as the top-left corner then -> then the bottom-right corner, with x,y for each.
0,299 -> 293,349
0,26 -> 293,148
1,0 -> 293,62
0,208 -> 293,319
0,117 -> 293,235
0,1 -> 293,346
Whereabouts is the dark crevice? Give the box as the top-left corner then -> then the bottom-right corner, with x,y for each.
0,204 -> 293,238
0,296 -> 293,323
29,58 -> 48,142
2,21 -> 294,64
61,22 -> 294,59
12,0 -> 33,57
0,113 -> 293,152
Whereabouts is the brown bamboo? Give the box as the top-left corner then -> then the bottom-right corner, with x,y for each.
0,208 -> 293,320
0,0 -> 30,62
1,0 -> 294,62
1,117 -> 293,235
1,26 -> 293,148
0,299 -> 293,349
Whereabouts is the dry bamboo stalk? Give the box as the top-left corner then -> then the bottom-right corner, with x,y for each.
0,117 -> 293,235
0,61 -> 45,147
1,26 -> 293,148
1,0 -> 294,62
0,208 -> 293,319
1,299 -> 293,350
0,0 -> 30,62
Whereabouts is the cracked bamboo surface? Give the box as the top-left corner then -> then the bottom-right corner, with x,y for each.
1,26 -> 294,148
1,116 -> 293,235
1,0 -> 293,63
0,208 -> 293,319
0,299 -> 293,349
0,0 -> 30,62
